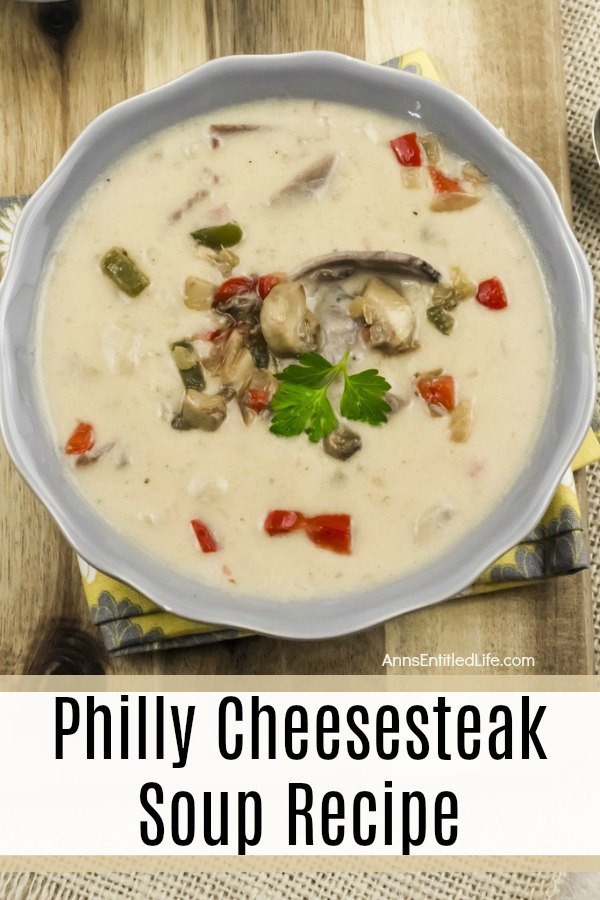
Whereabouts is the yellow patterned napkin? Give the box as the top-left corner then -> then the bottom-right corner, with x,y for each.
1,50 -> 597,654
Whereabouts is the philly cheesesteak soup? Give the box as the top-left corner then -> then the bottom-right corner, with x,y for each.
37,99 -> 553,600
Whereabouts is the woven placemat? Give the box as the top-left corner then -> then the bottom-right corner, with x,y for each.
0,871 -> 567,900
562,0 -> 600,675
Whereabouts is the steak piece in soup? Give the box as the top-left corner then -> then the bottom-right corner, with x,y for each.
37,99 -> 553,601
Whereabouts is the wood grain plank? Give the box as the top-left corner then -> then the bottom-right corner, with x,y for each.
204,0 -> 365,57
140,0 -> 210,90
0,0 -> 592,675
0,1 -> 89,673
0,3 -> 64,194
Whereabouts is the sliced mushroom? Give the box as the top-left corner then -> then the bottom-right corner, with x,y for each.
323,426 -> 362,460
271,153 -> 338,203
210,123 -> 268,135
349,277 -> 418,354
314,289 -> 360,362
260,281 -> 320,357
75,442 -> 115,467
169,189 -> 210,224
219,330 -> 256,395
291,250 -> 440,283
209,123 -> 269,148
172,390 -> 227,431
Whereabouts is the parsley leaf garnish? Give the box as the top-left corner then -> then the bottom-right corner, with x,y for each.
270,351 -> 391,442
340,368 -> 392,426
273,351 -> 339,388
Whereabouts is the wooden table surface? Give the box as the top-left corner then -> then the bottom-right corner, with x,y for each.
0,0 -> 593,675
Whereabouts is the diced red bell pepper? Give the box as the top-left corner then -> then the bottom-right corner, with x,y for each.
428,165 -> 463,194
65,422 -> 95,455
190,518 -> 220,553
213,276 -> 258,305
264,510 -> 352,554
476,276 -> 508,310
257,274 -> 280,300
390,132 -> 422,167
305,514 -> 352,555
264,509 -> 305,535
245,389 -> 270,413
416,375 -> 456,413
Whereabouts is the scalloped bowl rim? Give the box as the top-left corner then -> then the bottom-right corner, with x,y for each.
0,51 -> 595,639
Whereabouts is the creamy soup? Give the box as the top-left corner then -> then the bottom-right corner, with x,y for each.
37,99 -> 553,600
